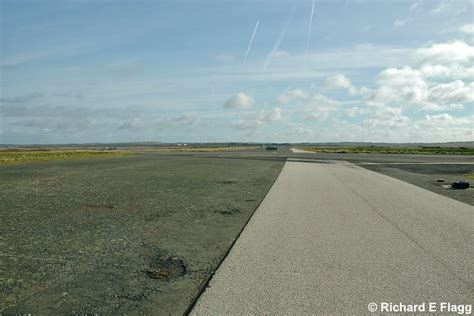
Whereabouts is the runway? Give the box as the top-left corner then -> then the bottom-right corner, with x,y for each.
191,161 -> 474,314
290,147 -> 315,153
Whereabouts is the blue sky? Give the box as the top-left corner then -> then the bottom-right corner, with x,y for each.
1,0 -> 473,144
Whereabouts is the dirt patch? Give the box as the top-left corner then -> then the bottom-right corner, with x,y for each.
215,208 -> 241,215
84,203 -> 116,209
144,256 -> 187,280
216,180 -> 237,185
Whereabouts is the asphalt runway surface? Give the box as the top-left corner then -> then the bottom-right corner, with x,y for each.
162,148 -> 474,205
157,147 -> 474,164
192,160 -> 474,314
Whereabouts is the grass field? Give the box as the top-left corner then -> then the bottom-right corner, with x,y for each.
0,150 -> 130,164
0,153 -> 284,314
296,146 -> 474,155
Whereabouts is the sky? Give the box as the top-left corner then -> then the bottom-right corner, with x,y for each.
1,0 -> 473,144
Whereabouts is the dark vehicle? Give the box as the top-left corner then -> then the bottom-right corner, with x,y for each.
266,146 -> 278,151
451,181 -> 470,189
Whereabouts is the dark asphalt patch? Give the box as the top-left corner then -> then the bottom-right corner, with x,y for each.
359,163 -> 474,205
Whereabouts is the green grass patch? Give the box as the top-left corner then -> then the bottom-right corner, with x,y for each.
296,146 -> 474,155
0,150 -> 131,164
464,174 -> 474,180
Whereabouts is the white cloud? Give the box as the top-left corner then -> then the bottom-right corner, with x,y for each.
446,103 -> 465,110
231,107 -> 283,130
423,113 -> 474,126
325,74 -> 354,93
305,111 -> 330,121
459,24 -> 474,34
324,74 -> 370,95
416,41 -> 474,65
346,106 -> 364,117
231,119 -> 263,130
305,93 -> 340,120
119,118 -> 146,130
159,112 -> 200,126
427,80 -> 474,104
419,63 -> 474,79
277,89 -> 308,104
421,103 -> 465,112
367,65 -> 472,111
415,41 -> 474,80
223,92 -> 255,109
368,66 -> 428,106
263,107 -> 282,121
363,107 -> 410,128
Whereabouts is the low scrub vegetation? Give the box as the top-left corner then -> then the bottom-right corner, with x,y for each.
296,146 -> 474,155
0,150 -> 130,164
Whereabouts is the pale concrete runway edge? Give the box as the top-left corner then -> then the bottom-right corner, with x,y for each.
290,148 -> 315,154
192,161 -> 474,314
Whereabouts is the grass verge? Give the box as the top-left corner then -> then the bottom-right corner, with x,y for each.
296,146 -> 474,155
463,174 -> 474,180
0,150 -> 131,164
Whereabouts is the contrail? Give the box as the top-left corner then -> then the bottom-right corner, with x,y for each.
305,0 -> 315,65
264,7 -> 295,71
244,19 -> 260,64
